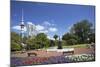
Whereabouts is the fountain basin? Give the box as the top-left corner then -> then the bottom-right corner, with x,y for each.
46,48 -> 74,52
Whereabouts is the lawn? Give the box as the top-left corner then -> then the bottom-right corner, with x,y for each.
63,44 -> 88,48
42,44 -> 88,50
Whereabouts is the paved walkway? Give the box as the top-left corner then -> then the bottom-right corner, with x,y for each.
11,47 -> 95,58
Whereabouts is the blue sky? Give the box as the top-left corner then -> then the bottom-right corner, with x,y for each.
11,1 -> 95,39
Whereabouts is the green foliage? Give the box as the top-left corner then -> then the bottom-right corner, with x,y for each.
53,34 -> 59,46
70,20 -> 94,43
11,32 -> 21,43
23,36 -> 28,44
66,39 -> 77,45
11,32 -> 21,51
36,33 -> 47,42
26,37 -> 36,50
62,33 -> 78,45
53,34 -> 58,40
62,40 -> 67,46
25,33 -> 50,50
62,19 -> 95,45
11,41 -> 21,51
88,32 -> 95,43
35,33 -> 50,48
50,40 -> 55,47
62,33 -> 78,41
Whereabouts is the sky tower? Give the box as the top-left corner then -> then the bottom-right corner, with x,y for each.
20,9 -> 25,40
20,9 -> 26,51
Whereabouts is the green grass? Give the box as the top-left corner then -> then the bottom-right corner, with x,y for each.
63,44 -> 88,48
39,44 -> 88,49
47,44 -> 88,49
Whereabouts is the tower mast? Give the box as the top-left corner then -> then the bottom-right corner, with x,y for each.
20,9 -> 26,52
20,9 -> 25,39
21,8 -> 24,24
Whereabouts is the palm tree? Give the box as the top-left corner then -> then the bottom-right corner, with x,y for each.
53,34 -> 58,40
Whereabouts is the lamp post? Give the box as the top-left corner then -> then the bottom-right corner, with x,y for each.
87,38 -> 90,48
87,38 -> 90,44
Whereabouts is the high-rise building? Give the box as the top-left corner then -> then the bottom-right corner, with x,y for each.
26,22 -> 37,37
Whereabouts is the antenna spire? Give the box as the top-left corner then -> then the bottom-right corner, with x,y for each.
21,8 -> 24,24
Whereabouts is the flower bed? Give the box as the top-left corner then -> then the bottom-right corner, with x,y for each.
11,54 -> 95,66
11,57 -> 49,66
65,54 -> 95,62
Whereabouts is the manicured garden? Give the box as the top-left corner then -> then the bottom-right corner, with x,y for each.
11,20 -> 95,66
11,54 -> 95,66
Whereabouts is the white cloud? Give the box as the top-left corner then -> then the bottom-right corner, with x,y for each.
39,30 -> 48,33
47,35 -> 54,40
43,21 -> 55,26
43,21 -> 51,26
49,27 -> 58,32
12,25 -> 27,32
27,22 -> 33,25
12,21 -> 58,36
36,25 -> 44,31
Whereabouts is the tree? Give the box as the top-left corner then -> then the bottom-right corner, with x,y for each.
53,34 -> 58,40
23,36 -> 28,44
53,34 -> 58,46
88,31 -> 95,43
62,33 -> 78,45
11,32 -> 21,51
11,32 -> 21,43
26,37 -> 38,50
35,33 -> 50,48
11,41 -> 21,51
62,33 -> 78,41
67,39 -> 77,45
70,20 -> 93,43
50,40 -> 55,47
22,33 -> 50,50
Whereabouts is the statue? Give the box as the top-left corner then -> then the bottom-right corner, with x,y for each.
57,36 -> 62,49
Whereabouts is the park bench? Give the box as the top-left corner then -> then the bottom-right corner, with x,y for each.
27,52 -> 37,57
63,50 -> 74,55
46,48 -> 74,55
57,48 -> 74,55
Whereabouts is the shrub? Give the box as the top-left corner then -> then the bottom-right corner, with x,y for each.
11,41 -> 21,51
62,40 -> 67,46
67,39 -> 77,45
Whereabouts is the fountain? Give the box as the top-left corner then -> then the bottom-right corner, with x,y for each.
47,36 -> 74,54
